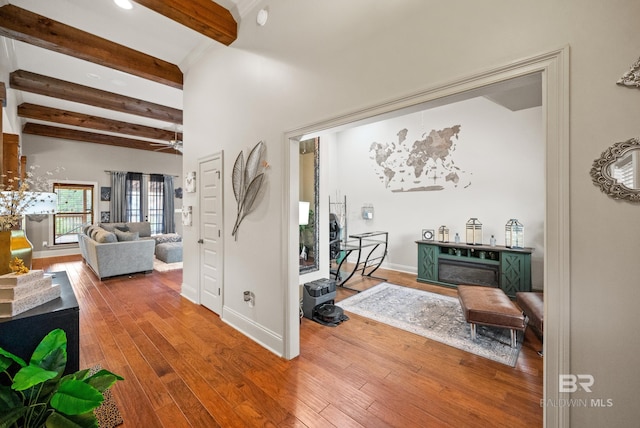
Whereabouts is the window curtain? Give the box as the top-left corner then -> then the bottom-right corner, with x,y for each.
126,172 -> 143,222
110,171 -> 127,222
163,175 -> 175,233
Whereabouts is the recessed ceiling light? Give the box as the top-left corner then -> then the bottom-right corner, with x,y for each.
111,79 -> 127,87
256,8 -> 268,26
114,0 -> 133,10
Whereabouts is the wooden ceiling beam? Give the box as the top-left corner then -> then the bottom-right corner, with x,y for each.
0,4 -> 183,89
10,70 -> 183,124
23,123 -> 182,155
133,0 -> 237,46
18,103 -> 182,142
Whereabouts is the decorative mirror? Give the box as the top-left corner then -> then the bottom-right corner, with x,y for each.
617,57 -> 640,89
299,137 -> 319,273
590,137 -> 640,202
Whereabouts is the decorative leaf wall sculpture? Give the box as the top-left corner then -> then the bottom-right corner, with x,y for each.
232,141 -> 267,240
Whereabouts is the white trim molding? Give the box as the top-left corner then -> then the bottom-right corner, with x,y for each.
284,46 -> 571,427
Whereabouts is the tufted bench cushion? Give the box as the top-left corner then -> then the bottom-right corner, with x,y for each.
155,241 -> 183,263
458,285 -> 526,348
516,292 -> 544,339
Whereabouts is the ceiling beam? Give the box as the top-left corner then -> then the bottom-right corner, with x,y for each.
133,0 -> 237,46
0,4 -> 183,89
23,123 -> 182,155
10,70 -> 183,124
18,103 -> 183,142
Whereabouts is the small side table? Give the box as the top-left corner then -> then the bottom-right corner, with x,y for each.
0,271 -> 79,375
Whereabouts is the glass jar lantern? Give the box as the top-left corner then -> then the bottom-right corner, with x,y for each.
465,218 -> 482,245
505,219 -> 524,248
438,225 -> 449,243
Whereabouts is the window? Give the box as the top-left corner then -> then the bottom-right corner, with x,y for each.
148,174 -> 164,235
53,183 -> 94,245
124,173 -> 170,235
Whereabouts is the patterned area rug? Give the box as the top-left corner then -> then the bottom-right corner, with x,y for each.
337,282 -> 523,366
153,257 -> 183,272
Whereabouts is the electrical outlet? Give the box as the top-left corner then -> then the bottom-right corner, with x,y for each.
42,241 -> 48,248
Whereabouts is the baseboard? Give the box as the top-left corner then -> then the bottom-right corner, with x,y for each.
180,282 -> 199,304
222,306 -> 284,357
384,262 -> 416,275
34,247 -> 82,259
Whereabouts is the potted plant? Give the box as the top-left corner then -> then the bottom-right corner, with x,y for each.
0,328 -> 123,428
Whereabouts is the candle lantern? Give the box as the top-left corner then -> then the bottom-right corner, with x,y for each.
438,225 -> 449,243
505,219 -> 524,248
465,218 -> 482,245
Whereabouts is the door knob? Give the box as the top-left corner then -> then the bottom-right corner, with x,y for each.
197,239 -> 204,244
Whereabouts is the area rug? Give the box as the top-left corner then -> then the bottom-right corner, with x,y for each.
337,282 -> 523,366
153,257 -> 183,272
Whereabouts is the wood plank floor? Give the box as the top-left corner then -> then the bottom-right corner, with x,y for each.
32,256 -> 542,427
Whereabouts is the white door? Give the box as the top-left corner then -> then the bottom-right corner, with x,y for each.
199,153 -> 223,314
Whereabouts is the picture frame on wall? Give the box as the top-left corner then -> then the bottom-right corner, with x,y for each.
182,206 -> 192,226
100,187 -> 111,201
185,172 -> 196,193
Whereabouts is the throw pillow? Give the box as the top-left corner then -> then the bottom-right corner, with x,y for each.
126,222 -> 151,238
114,229 -> 139,242
154,233 -> 182,244
100,222 -> 127,233
94,229 -> 117,243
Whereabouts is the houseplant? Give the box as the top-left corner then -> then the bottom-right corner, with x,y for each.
0,328 -> 123,428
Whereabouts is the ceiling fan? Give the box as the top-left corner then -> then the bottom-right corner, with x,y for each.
152,126 -> 183,153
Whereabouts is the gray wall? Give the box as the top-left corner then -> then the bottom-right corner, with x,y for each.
22,135 -> 182,256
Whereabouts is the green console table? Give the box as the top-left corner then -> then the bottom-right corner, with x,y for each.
416,241 -> 533,298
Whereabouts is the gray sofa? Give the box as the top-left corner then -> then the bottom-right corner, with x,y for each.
78,222 -> 155,280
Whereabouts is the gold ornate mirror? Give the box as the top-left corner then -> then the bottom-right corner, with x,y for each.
591,137 -> 640,202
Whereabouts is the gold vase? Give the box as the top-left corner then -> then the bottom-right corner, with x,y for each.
0,230 -> 12,275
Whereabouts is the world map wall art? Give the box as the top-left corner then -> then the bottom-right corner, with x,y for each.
369,125 -> 472,192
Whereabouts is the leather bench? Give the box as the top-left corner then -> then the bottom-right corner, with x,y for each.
457,285 -> 526,348
516,292 -> 543,340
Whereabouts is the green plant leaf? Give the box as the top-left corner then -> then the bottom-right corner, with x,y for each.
0,405 -> 27,428
50,380 -> 103,415
85,370 -> 124,393
39,347 -> 67,378
0,384 -> 23,410
0,348 -> 26,369
31,329 -> 67,366
12,365 -> 59,391
45,410 -> 98,428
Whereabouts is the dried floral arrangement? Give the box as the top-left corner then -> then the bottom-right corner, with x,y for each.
231,141 -> 268,240
0,165 -> 62,231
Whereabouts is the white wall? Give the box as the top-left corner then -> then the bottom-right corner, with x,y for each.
182,1 -> 640,426
328,97 -> 544,289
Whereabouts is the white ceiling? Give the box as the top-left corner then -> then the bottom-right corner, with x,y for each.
2,0 -> 541,150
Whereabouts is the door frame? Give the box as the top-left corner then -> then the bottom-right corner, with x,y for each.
283,47 -> 570,427
198,151 -> 224,314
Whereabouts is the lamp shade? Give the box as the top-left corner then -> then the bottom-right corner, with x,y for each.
299,201 -> 310,226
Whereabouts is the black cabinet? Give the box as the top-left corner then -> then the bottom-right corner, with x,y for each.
0,271 -> 79,374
